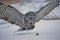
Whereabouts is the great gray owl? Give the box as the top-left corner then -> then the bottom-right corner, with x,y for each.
0,1 -> 60,31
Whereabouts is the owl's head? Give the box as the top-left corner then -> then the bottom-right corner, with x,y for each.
24,11 -> 36,25
23,11 -> 36,30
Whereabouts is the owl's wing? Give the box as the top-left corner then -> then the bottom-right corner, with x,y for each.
35,1 -> 58,22
42,5 -> 60,20
0,2 -> 24,26
6,5 -> 24,18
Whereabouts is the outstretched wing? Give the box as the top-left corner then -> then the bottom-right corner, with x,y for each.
0,2 -> 24,27
35,0 -> 58,22
42,5 -> 60,20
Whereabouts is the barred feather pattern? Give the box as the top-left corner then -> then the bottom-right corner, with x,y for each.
0,2 -> 24,29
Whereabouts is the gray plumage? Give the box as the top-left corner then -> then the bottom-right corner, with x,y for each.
0,2 -> 36,31
0,0 -> 59,31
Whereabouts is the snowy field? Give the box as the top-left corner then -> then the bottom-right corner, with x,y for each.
0,0 -> 60,40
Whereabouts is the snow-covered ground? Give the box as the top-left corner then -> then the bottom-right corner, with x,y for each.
0,0 -> 60,40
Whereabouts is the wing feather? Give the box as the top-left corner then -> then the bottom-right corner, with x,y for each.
36,0 -> 58,22
0,2 -> 24,27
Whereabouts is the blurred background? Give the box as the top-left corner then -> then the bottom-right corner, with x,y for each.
0,0 -> 60,40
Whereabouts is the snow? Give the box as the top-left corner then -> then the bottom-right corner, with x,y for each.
0,20 -> 60,40
0,0 -> 60,40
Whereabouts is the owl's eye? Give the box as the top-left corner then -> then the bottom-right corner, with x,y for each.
30,17 -> 33,19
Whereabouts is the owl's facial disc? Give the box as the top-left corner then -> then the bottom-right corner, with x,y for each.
24,11 -> 36,24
